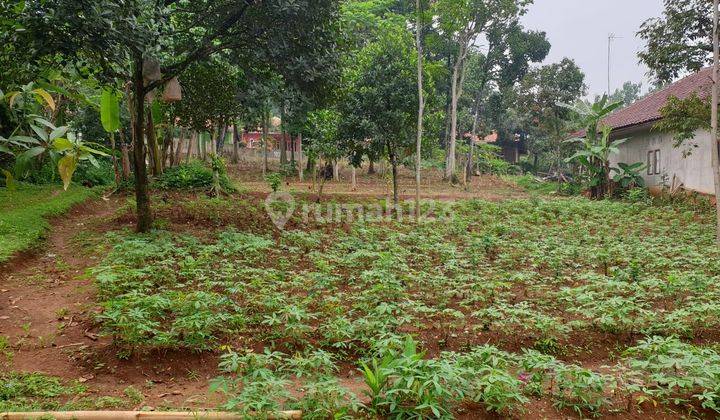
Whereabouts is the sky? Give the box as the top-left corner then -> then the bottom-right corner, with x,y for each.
521,0 -> 665,98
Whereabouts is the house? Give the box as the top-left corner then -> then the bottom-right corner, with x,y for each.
240,132 -> 301,151
472,130 -> 527,164
605,67 -> 714,194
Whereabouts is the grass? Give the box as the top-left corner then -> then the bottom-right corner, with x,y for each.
86,192 -> 720,417
0,184 -> 99,263
506,174 -> 580,195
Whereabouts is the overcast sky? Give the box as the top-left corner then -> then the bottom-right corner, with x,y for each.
521,0 -> 664,98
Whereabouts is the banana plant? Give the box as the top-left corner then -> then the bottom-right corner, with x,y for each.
612,162 -> 647,189
560,95 -> 625,198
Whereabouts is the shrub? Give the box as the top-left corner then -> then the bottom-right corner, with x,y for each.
265,172 -> 283,192
155,160 -> 234,192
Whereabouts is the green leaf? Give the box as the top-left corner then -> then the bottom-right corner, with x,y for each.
29,124 -> 48,141
0,143 -> 13,155
21,146 -> 47,159
58,154 -> 78,191
101,88 -> 121,132
78,144 -> 109,157
151,99 -> 163,125
53,137 -> 73,152
9,135 -> 40,145
49,126 -> 69,141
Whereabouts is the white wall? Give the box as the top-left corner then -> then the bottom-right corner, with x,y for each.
609,128 -> 715,194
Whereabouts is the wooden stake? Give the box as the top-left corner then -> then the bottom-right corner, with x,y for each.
712,0 -> 720,243
1,411 -> 302,420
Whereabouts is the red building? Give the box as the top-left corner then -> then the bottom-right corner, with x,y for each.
241,132 -> 301,151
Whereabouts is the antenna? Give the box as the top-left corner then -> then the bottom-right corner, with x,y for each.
608,33 -> 624,97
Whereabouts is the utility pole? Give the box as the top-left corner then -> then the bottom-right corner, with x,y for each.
607,33 -> 622,97
711,0 -> 720,242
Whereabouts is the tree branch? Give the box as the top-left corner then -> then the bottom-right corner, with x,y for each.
144,0 -> 254,93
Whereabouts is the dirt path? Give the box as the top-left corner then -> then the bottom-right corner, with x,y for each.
0,196 -> 223,411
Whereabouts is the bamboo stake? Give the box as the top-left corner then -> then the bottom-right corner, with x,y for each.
1,411 -> 302,420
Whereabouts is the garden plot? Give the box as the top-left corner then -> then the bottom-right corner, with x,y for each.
61,194 -> 720,418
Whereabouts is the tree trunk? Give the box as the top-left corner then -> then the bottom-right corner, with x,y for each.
279,106 -> 288,165
162,125 -> 173,169
119,127 -> 130,179
132,57 -> 153,233
712,0 -> 720,242
232,125 -> 241,164
146,108 -> 162,176
298,133 -> 304,181
262,111 -> 269,176
186,131 -> 196,164
173,128 -> 185,166
121,143 -> 131,179
333,160 -> 339,181
351,165 -> 357,191
445,45 -> 465,180
110,132 -> 120,187
290,133 -> 296,165
368,160 -> 376,175
388,141 -> 399,208
216,124 -> 227,155
415,0 -> 424,221
465,120 -> 478,185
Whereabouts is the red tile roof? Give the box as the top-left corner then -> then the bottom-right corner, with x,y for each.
603,67 -> 713,131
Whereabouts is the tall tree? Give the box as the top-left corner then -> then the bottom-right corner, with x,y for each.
433,0 -> 531,180
515,58 -> 586,174
340,26 -> 424,207
638,0 -> 712,85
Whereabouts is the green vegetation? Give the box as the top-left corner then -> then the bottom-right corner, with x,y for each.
154,160 -> 235,193
0,184 -> 98,262
0,372 -> 85,412
87,193 -> 720,416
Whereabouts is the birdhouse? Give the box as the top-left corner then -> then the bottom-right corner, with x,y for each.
143,58 -> 161,82
162,77 -> 182,103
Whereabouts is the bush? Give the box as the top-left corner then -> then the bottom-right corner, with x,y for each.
73,158 -> 116,187
265,173 -> 283,192
155,160 -> 234,192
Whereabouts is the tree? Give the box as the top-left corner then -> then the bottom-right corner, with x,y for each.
600,81 -> 643,108
461,24 -> 550,179
14,0 -> 341,232
638,0 -> 712,85
340,26 -> 422,207
433,0 -> 531,180
515,58 -> 586,173
304,109 -> 342,202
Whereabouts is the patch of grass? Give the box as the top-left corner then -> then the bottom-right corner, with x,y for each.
0,184 -> 99,263
507,174 -> 580,196
0,372 -> 87,412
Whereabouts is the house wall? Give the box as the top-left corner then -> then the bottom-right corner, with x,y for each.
609,128 -> 714,194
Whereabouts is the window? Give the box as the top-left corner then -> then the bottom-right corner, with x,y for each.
647,149 -> 661,175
